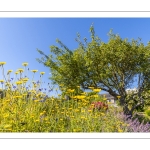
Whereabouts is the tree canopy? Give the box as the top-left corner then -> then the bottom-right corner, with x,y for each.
36,25 -> 150,116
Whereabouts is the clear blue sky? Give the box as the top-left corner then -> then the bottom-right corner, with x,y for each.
0,18 -> 150,96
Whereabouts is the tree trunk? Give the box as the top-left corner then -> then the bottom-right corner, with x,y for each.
123,105 -> 132,118
120,96 -> 133,118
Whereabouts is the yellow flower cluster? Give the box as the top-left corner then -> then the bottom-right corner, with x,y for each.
93,88 -> 101,92
0,62 -> 128,132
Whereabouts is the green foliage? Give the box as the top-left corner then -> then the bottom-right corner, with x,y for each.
36,25 -> 150,115
145,108 -> 150,116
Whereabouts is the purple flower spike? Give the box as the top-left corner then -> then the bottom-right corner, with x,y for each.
117,112 -> 150,132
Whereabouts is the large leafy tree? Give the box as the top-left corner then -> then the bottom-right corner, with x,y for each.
36,25 -> 150,116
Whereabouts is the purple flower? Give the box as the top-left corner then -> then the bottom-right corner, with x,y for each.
11,78 -> 13,80
117,112 -> 150,132
13,86 -> 16,89
48,89 -> 53,92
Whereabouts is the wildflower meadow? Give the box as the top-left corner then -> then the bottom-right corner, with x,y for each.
0,61 -> 150,132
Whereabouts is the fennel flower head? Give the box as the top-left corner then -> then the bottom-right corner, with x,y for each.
31,70 -> 38,73
22,62 -> 28,66
17,69 -> 24,73
40,72 -> 45,75
0,62 -> 6,66
7,70 -> 13,74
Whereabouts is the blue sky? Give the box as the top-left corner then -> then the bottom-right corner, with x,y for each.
0,18 -> 150,96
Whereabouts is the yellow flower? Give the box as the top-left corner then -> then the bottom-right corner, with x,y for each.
0,80 -> 4,83
67,89 -> 75,93
17,69 -> 24,73
15,71 -> 19,74
31,70 -> 38,73
16,81 -> 22,85
44,118 -> 48,121
40,112 -> 44,116
75,109 -> 80,112
118,129 -> 123,132
34,100 -> 40,102
72,96 -> 77,99
22,62 -> 28,66
88,86 -> 94,89
88,109 -> 92,112
0,62 -> 6,65
35,120 -> 40,122
40,72 -> 45,75
7,70 -> 13,73
4,125 -> 12,128
15,96 -> 22,98
81,110 -> 85,113
117,96 -> 121,99
4,114 -> 9,118
76,95 -> 86,99
93,95 -> 98,98
93,88 -> 101,92
22,78 -> 29,82
6,100 -> 10,102
81,116 -> 85,119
